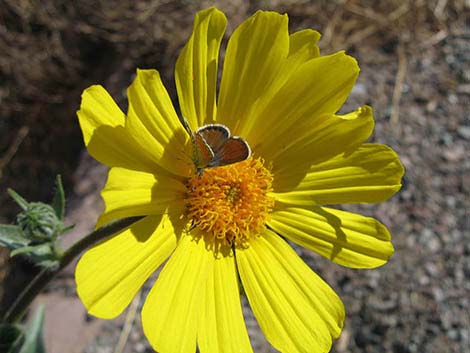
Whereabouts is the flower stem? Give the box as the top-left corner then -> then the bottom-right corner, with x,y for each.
2,216 -> 144,324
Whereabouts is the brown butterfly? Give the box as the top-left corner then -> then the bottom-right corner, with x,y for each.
179,118 -> 251,174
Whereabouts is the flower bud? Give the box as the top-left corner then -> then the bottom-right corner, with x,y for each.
16,202 -> 62,241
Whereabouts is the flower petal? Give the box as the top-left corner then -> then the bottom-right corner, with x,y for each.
244,51 -> 360,154
267,206 -> 394,268
237,229 -> 344,353
266,29 -> 321,97
242,29 -> 321,137
175,7 -> 227,128
217,10 -> 289,132
77,85 -> 155,172
288,29 -> 321,61
77,85 -> 125,142
218,27 -> 320,141
75,215 -> 177,319
198,249 -> 253,353
142,235 -> 211,353
271,105 -> 374,190
126,69 -> 192,177
273,143 -> 404,205
97,167 -> 186,227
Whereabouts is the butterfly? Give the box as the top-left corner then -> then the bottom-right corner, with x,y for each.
179,117 -> 251,174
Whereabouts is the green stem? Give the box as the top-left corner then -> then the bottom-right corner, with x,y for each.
2,216 -> 144,324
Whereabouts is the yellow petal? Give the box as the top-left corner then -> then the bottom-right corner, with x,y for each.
142,235 -> 211,353
77,85 -> 125,143
175,7 -> 227,128
268,206 -> 394,268
220,26 -> 320,140
237,229 -> 344,353
273,143 -> 404,205
270,29 -> 322,99
217,10 -> 289,132
75,215 -> 177,319
77,85 -> 155,172
288,29 -> 321,60
272,105 -> 374,190
240,29 -> 321,140
246,52 -> 360,157
198,248 -> 253,353
126,69 -> 192,177
97,167 -> 186,227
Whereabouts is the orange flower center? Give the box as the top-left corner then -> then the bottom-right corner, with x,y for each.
184,158 -> 274,248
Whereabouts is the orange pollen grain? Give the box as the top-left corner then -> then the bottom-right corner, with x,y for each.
184,158 -> 274,247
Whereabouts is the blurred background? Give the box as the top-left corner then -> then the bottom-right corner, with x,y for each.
0,0 -> 468,352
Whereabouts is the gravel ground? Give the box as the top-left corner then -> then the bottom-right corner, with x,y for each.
1,1 -> 469,353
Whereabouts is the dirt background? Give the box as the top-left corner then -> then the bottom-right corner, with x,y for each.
0,0 -> 469,352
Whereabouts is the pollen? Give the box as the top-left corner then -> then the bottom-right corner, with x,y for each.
184,158 -> 274,247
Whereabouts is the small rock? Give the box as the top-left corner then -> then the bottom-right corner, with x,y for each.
442,144 -> 465,161
351,82 -> 367,96
134,342 -> 146,353
456,84 -> 470,93
457,126 -> 470,140
447,329 -> 460,341
432,287 -> 445,302
448,93 -> 458,104
425,262 -> 440,277
335,328 -> 350,352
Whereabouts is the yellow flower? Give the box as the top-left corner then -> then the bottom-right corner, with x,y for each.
75,7 -> 404,353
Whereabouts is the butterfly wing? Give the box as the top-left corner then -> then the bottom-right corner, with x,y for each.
180,122 -> 249,172
196,124 -> 230,152
210,136 -> 251,167
193,133 -> 214,169
177,118 -> 214,170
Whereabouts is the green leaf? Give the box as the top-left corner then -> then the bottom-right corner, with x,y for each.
10,244 -> 49,257
0,225 -> 29,250
7,189 -> 29,211
51,175 -> 65,221
18,305 -> 46,353
10,243 -> 59,269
